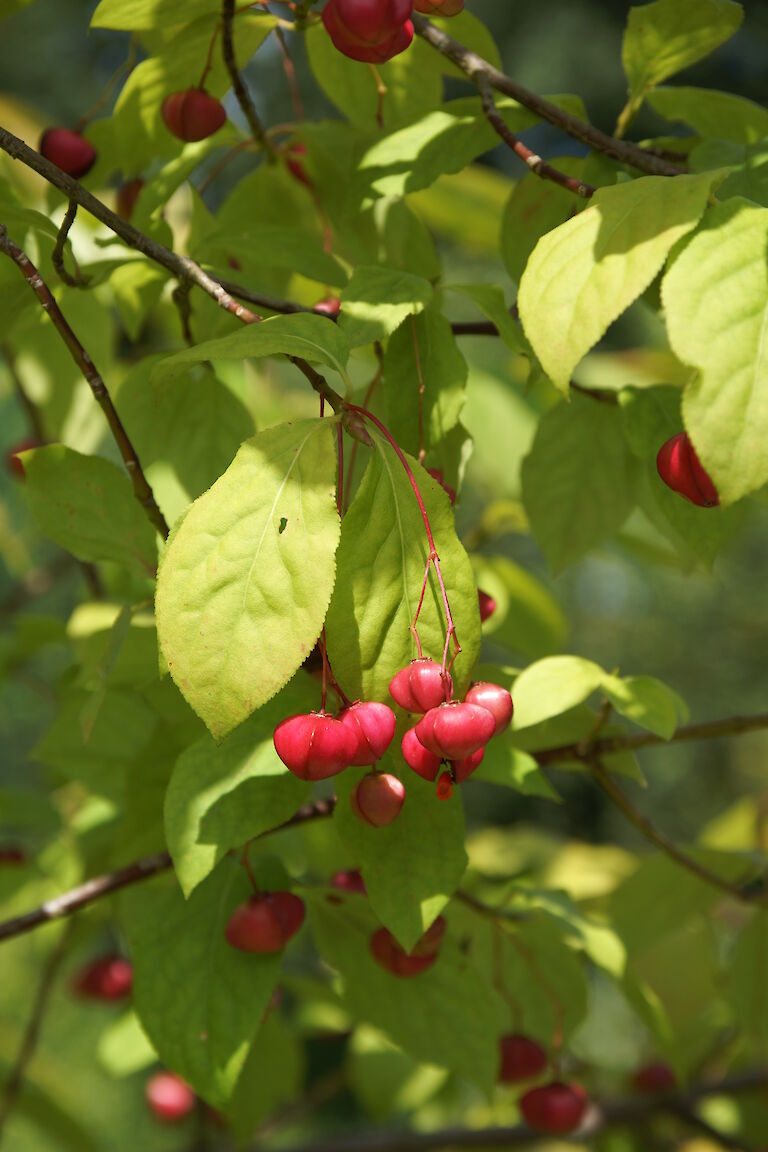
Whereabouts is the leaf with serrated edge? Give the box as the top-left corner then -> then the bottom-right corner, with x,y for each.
663,199 -> 768,503
518,172 -> 720,392
156,419 -> 340,739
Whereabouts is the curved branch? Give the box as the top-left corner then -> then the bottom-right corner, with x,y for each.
0,226 -> 169,540
221,0 -> 272,151
51,201 -> 89,288
412,13 -> 684,179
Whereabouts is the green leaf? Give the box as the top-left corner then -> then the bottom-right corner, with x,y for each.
165,678 -> 315,897
662,199 -> 768,503
92,0 -> 218,28
601,675 -> 688,739
445,283 -> 531,355
151,312 -> 350,387
729,913 -> 768,1048
501,160 -> 587,285
382,307 -> 467,459
22,446 -> 158,578
474,741 -> 560,799
108,261 -> 167,342
622,0 -> 743,103
155,419 -> 341,739
518,172 -> 720,392
521,393 -> 637,570
309,897 -> 503,1089
648,86 -> 768,145
122,861 -> 283,1105
471,554 -> 568,660
334,763 -> 467,952
97,1011 -> 156,1077
225,1010 -> 304,1139
512,656 -> 605,730
201,225 -> 349,288
325,446 -> 481,703
339,266 -> 434,348
349,1025 -> 448,1120
377,197 -> 442,281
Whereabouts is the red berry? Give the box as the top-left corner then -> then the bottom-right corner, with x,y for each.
450,745 -> 484,783
0,845 -> 26,865
519,1081 -> 588,1134
322,1 -> 413,62
39,128 -> 96,178
225,891 -> 306,953
350,772 -> 405,827
369,917 -> 445,977
401,726 -> 442,781
145,1072 -> 195,1124
415,702 -> 496,760
116,178 -> 143,221
331,868 -> 367,894
435,770 -> 453,799
414,0 -> 464,11
71,956 -> 133,1001
426,467 -> 457,505
340,701 -> 397,765
478,588 -> 497,623
286,142 -> 311,186
464,682 -> 513,735
389,659 -> 449,714
498,1034 -> 548,1084
273,712 -> 357,780
328,0 -> 412,43
633,1061 -> 676,1093
656,432 -> 719,508
315,295 -> 341,316
161,88 -> 227,143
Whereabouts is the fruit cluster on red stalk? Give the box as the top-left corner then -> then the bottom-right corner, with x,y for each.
321,0 -> 463,63
656,431 -> 719,508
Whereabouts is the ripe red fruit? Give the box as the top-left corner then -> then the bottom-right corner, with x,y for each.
161,88 -> 227,142
414,0 -> 465,13
451,745 -> 485,783
401,726 -> 442,781
426,467 -> 457,505
340,701 -> 397,765
464,682 -> 513,736
350,772 -> 405,827
273,712 -> 357,780
116,178 -> 143,221
331,868 -> 367,894
145,1072 -> 195,1124
656,432 -> 719,508
478,588 -> 497,623
286,142 -> 310,186
39,128 -> 96,178
328,0 -> 412,43
389,659 -> 449,714
519,1081 -> 588,1134
71,955 -> 133,1001
415,702 -> 496,760
498,1034 -> 548,1083
633,1061 -> 676,1093
225,891 -> 306,953
315,295 -> 341,316
322,1 -> 414,62
370,916 -> 445,977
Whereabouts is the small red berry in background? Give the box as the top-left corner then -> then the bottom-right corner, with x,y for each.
330,868 -> 367,894
116,178 -> 144,221
632,1060 -> 676,1093
350,771 -> 405,826
464,682 -> 513,735
340,701 -> 397,765
315,295 -> 341,316
414,701 -> 495,759
478,588 -> 497,623
656,432 -> 719,508
225,891 -> 306,953
414,0 -> 464,13
39,128 -> 96,178
71,956 -> 133,1001
145,1071 -> 195,1124
161,88 -> 227,142
389,659 -> 448,714
519,1081 -> 588,1134
0,845 -> 26,865
273,712 -> 357,779
370,916 -> 445,977
498,1034 -> 548,1084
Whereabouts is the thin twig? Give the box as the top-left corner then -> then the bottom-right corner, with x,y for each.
412,14 -> 684,178
0,799 -> 336,944
51,201 -> 90,288
222,0 -> 272,151
0,225 -> 169,541
477,77 -> 595,199
274,23 -> 304,121
0,920 -> 75,1143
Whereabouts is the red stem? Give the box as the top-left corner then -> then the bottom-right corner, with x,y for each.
336,423 -> 344,518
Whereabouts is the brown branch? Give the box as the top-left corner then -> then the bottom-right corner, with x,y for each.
412,14 -> 683,179
221,0 -> 272,152
0,920 -> 74,1141
255,1070 -> 768,1152
477,76 -> 595,199
51,201 -> 89,288
0,799 -> 336,944
0,225 -> 170,541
